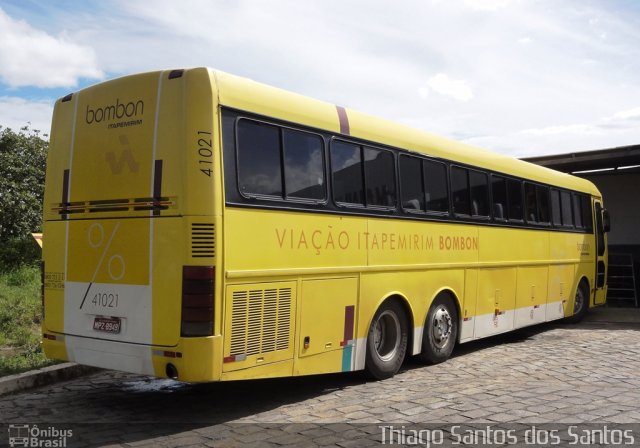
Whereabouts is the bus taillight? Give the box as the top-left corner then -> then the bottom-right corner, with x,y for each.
181,266 -> 214,337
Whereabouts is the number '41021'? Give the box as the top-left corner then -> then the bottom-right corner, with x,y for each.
197,131 -> 213,177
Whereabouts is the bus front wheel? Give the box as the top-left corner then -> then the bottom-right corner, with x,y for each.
364,300 -> 408,380
420,295 -> 458,364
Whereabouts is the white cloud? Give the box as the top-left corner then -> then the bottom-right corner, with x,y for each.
2,1 -> 640,158
0,8 -> 103,88
464,0 -> 514,11
465,106 -> 640,157
607,107 -> 640,121
0,97 -> 53,136
420,74 -> 474,102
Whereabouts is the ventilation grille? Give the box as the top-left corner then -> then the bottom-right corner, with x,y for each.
191,223 -> 215,258
230,288 -> 292,357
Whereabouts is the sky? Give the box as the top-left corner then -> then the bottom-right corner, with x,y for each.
1,0 -> 639,157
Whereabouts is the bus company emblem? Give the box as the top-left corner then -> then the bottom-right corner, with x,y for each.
106,135 -> 140,174
85,98 -> 144,128
106,149 -> 139,174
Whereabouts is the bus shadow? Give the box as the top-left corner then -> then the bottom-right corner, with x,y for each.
64,369 -> 371,444
58,318 -> 633,445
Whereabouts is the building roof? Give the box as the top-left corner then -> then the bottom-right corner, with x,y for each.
523,144 -> 640,173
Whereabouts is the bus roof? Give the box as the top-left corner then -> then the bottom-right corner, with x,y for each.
211,68 -> 600,197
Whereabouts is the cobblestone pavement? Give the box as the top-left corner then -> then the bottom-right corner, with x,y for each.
1,320 -> 640,447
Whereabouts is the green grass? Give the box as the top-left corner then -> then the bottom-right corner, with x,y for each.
0,265 -> 56,376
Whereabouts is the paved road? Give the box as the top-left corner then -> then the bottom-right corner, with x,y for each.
1,318 -> 640,447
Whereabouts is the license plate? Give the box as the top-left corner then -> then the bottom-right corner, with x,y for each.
93,317 -> 121,334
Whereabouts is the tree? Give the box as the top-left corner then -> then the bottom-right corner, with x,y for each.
0,125 -> 48,270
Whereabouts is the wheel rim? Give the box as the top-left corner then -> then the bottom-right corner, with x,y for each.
373,310 -> 401,362
430,305 -> 453,349
574,286 -> 585,314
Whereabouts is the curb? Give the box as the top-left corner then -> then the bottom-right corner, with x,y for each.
0,363 -> 101,397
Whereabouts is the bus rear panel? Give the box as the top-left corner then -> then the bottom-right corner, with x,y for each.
42,68 -> 223,382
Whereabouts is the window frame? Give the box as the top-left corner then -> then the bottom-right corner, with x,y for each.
490,174 -> 509,222
423,158 -> 450,216
225,109 -> 595,235
451,164 -> 490,220
398,154 -> 450,216
235,117 -> 328,204
330,138 -> 397,211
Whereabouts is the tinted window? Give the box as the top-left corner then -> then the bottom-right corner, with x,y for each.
469,170 -> 489,216
451,166 -> 470,215
551,189 -> 562,226
400,155 -> 424,211
581,195 -> 593,232
364,147 -> 396,207
237,120 -> 282,196
491,176 -> 507,220
283,129 -> 325,200
424,160 -> 448,213
507,179 -> 523,221
331,141 -> 363,205
525,183 -> 537,222
560,191 -> 573,227
573,194 -> 583,229
537,186 -> 550,224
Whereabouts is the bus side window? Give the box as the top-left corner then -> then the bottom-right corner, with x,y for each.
283,129 -> 326,200
469,170 -> 489,217
525,182 -> 537,223
507,178 -> 523,221
560,190 -> 573,228
237,120 -> 283,197
536,185 -> 550,224
451,166 -> 470,215
400,155 -> 425,212
491,175 -> 507,221
573,193 -> 584,229
331,140 -> 364,206
424,159 -> 448,213
364,147 -> 396,208
550,189 -> 562,226
581,194 -> 593,232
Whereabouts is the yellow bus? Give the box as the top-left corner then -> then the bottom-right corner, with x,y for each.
42,68 -> 610,382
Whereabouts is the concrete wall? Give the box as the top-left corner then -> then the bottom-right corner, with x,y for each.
581,171 -> 640,246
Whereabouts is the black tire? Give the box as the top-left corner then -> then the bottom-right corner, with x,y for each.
364,300 -> 408,380
567,280 -> 589,323
419,295 -> 458,365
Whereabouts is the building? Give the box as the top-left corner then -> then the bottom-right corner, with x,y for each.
524,144 -> 640,307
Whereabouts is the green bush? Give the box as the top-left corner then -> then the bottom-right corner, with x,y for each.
0,125 -> 48,272
0,265 -> 53,376
0,237 -> 41,272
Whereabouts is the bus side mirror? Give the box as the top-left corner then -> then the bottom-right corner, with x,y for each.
602,209 -> 611,233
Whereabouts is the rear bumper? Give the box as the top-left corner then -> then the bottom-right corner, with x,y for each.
42,333 -> 223,382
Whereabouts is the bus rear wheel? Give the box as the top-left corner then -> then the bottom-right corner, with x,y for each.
364,300 -> 408,380
420,295 -> 458,364
567,280 -> 589,323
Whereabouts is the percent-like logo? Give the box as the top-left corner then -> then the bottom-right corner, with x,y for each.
79,222 -> 124,309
